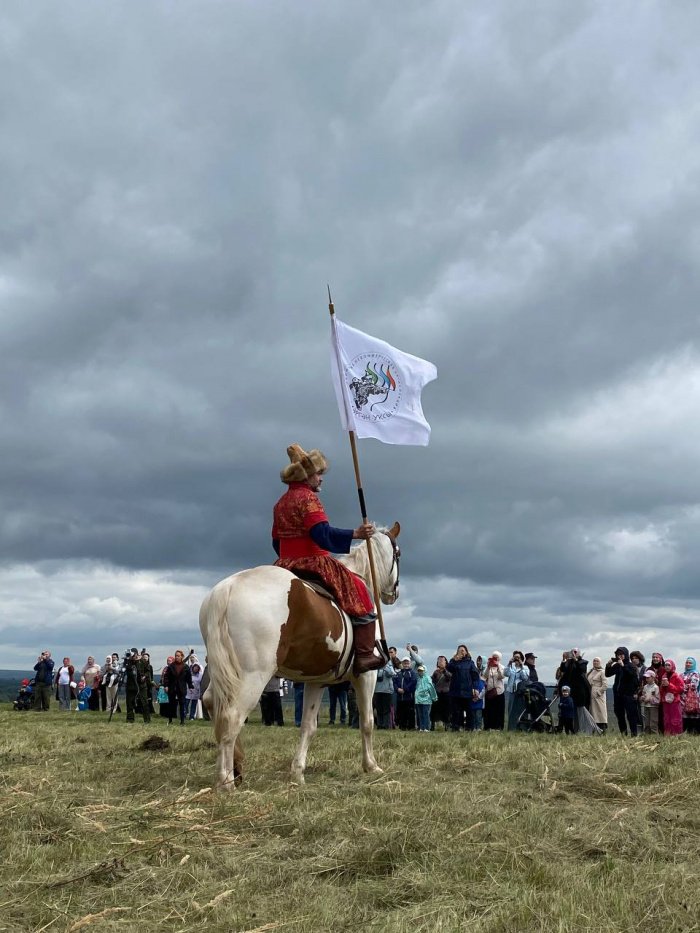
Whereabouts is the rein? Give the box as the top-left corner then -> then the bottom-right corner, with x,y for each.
380,532 -> 400,602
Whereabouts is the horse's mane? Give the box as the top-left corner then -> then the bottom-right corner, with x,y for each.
341,527 -> 393,583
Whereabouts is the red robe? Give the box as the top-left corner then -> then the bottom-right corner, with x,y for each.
272,483 -> 373,616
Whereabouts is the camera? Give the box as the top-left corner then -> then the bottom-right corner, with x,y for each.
116,649 -> 135,673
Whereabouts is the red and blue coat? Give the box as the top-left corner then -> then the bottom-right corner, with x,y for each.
272,483 -> 373,617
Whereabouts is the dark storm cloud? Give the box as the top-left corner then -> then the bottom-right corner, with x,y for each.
3,1 -> 700,668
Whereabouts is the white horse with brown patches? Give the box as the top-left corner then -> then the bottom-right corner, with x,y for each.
199,523 -> 400,789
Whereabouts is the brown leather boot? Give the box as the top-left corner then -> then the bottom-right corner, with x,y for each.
352,621 -> 385,675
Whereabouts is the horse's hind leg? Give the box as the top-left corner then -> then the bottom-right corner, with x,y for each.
213,673 -> 269,791
290,684 -> 322,785
352,672 -> 383,775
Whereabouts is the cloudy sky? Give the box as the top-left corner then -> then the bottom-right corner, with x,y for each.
3,0 -> 700,679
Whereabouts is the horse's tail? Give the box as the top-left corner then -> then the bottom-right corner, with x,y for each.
199,581 -> 242,746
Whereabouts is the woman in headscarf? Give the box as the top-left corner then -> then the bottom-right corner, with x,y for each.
186,662 -> 204,719
659,659 -> 684,735
649,652 -> 666,733
587,657 -> 608,732
681,657 -> 700,735
483,651 -> 506,731
102,655 -> 119,714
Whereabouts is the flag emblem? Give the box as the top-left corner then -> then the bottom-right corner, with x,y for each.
331,317 -> 437,446
347,353 -> 403,422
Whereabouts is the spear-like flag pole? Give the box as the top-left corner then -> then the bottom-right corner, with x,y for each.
328,285 -> 388,651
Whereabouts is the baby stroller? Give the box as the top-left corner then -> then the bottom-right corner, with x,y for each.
517,681 -> 555,733
13,679 -> 34,711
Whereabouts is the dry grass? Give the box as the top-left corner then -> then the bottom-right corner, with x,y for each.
1,706 -> 699,932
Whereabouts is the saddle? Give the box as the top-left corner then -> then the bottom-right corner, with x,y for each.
276,578 -> 353,680
290,572 -> 335,602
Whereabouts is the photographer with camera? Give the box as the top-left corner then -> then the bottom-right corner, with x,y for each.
605,647 -> 640,736
124,648 -> 153,724
33,650 -> 55,711
556,648 -> 590,733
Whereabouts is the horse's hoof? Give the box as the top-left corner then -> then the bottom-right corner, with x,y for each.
289,773 -> 305,786
365,765 -> 384,776
216,776 -> 238,793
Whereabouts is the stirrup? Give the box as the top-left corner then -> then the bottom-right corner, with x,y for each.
374,640 -> 390,664
351,612 -> 378,625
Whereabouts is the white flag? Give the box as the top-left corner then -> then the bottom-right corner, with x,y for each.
330,317 -> 437,446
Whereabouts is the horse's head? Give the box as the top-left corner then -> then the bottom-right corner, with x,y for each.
344,522 -> 401,604
378,522 -> 401,605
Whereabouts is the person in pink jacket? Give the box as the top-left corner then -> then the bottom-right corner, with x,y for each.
659,659 -> 684,735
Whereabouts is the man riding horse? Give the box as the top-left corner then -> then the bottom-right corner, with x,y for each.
272,443 -> 385,675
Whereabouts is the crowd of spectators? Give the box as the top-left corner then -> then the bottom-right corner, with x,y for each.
408,644 -> 699,736
18,648 -> 207,726
286,643 -> 700,737
16,642 -> 700,738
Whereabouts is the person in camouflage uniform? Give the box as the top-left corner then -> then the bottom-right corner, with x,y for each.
124,648 -> 152,723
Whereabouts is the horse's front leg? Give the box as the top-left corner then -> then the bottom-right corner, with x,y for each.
352,671 -> 382,775
290,684 -> 322,785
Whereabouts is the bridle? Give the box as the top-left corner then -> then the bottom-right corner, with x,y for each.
381,532 -> 401,603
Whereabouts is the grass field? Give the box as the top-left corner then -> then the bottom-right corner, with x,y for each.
1,706 -> 699,933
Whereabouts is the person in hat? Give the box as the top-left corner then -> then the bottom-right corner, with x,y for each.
524,652 -> 538,682
556,648 -> 591,733
272,443 -> 384,674
124,648 -> 153,724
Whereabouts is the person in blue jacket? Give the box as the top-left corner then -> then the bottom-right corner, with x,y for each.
447,645 -> 480,731
557,686 -> 576,734
77,681 -> 91,711
472,673 -> 486,730
393,656 -> 417,730
414,665 -> 438,732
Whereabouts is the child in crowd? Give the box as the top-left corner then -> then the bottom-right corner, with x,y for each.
558,685 -> 575,734
77,680 -> 90,711
472,672 -> 485,730
13,678 -> 34,711
414,664 -> 437,732
641,669 -> 660,734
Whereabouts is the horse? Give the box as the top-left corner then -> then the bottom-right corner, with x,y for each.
199,522 -> 401,789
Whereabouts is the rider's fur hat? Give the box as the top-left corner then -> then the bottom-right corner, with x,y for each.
281,444 -> 328,484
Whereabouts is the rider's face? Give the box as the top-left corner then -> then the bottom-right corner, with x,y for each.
306,472 -> 323,491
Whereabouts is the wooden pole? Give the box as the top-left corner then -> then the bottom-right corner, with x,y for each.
328,287 -> 387,645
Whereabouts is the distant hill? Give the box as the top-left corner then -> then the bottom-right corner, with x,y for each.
0,669 -> 33,703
